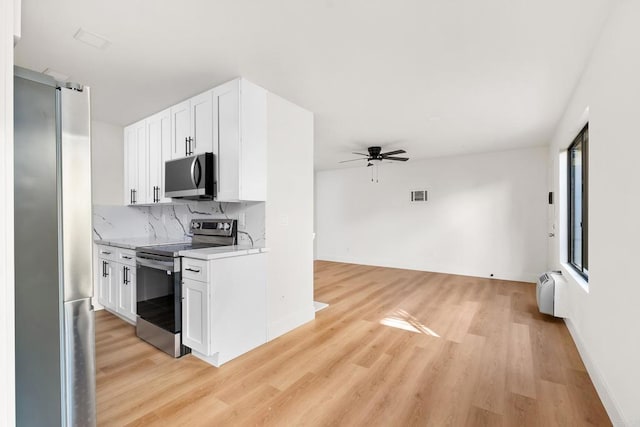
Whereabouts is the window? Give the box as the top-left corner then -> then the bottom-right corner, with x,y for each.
568,124 -> 588,279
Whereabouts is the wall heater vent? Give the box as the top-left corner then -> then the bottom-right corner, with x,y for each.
411,190 -> 428,202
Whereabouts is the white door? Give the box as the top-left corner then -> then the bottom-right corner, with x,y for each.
97,258 -> 114,310
116,264 -> 136,323
147,109 -> 171,203
134,121 -> 147,204
182,278 -> 209,354
171,100 -> 191,159
124,126 -> 137,205
190,90 -> 214,155
126,267 -> 137,322
213,80 -> 240,201
101,260 -> 117,310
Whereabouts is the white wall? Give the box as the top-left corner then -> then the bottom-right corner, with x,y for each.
91,120 -> 123,205
548,2 -> 640,425
316,146 -> 548,283
265,93 -> 315,340
0,0 -> 15,424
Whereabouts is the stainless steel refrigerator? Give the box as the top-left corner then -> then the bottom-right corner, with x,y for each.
14,67 -> 96,426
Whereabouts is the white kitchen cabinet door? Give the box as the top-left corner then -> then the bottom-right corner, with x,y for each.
213,79 -> 266,202
213,79 -> 239,201
146,109 -> 171,203
123,125 -> 137,205
134,122 -> 148,204
118,265 -> 136,323
182,277 -> 209,355
170,100 -> 190,159
98,258 -> 116,311
124,120 -> 147,205
190,90 -> 214,155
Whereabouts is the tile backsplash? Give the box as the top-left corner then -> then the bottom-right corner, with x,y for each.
93,201 -> 265,247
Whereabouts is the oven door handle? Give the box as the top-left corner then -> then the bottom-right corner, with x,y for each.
136,256 -> 176,272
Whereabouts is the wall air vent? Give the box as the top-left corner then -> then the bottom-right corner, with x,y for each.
411,190 -> 428,202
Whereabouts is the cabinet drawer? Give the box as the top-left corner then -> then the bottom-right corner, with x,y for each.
118,248 -> 136,266
182,258 -> 208,282
96,245 -> 117,261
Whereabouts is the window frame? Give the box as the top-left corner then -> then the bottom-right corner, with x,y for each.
567,123 -> 589,280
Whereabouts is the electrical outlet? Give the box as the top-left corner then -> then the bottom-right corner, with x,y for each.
239,213 -> 246,230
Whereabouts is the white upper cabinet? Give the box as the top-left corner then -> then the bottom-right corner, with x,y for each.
146,109 -> 171,203
213,79 -> 267,202
123,120 -> 146,205
170,100 -> 190,159
190,90 -> 214,155
170,91 -> 214,158
125,78 -> 268,204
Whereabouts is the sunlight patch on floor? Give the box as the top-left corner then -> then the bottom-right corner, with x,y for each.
380,309 -> 440,337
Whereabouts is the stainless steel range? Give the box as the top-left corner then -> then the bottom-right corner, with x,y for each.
135,218 -> 237,357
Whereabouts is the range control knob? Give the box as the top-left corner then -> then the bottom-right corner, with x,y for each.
193,222 -> 201,229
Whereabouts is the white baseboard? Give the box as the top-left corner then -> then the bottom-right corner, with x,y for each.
316,255 -> 537,283
268,306 -> 315,341
564,318 -> 628,426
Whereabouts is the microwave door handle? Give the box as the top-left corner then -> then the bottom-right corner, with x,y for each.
190,157 -> 198,188
194,157 -> 202,187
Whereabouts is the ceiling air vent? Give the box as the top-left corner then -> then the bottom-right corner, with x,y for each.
411,190 -> 428,202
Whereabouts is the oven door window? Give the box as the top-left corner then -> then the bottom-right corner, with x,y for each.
137,264 -> 180,333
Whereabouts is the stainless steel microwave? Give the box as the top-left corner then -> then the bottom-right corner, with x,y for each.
165,153 -> 215,199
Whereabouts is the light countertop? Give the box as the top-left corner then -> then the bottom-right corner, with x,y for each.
179,245 -> 270,260
94,237 -> 191,250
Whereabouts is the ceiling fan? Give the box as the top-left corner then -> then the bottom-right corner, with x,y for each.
339,146 -> 409,167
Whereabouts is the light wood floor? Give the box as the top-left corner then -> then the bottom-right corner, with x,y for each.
96,261 -> 610,426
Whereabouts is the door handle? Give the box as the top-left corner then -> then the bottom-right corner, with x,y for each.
190,157 -> 198,188
194,157 -> 202,187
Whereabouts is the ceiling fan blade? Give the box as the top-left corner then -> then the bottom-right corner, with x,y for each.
352,152 -> 369,156
385,156 -> 409,161
381,149 -> 406,157
339,158 -> 367,163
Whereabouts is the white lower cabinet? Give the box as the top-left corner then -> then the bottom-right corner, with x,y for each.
182,252 -> 267,367
116,263 -> 136,323
98,258 -> 116,311
96,245 -> 137,324
182,278 -> 209,355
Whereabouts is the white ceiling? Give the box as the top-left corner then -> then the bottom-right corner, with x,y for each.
15,0 -> 614,170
